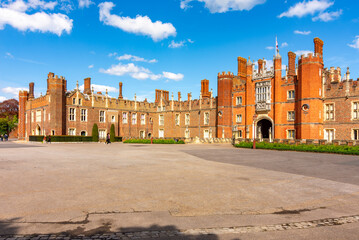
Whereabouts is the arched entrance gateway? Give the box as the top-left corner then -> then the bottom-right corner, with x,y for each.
255,117 -> 273,140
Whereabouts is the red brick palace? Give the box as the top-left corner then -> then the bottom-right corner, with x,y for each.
18,38 -> 359,141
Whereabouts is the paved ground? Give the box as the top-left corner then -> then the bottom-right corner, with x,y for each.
0,141 -> 359,239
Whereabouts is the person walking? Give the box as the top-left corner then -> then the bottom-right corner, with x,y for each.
0,135 -> 3,141
47,135 -> 51,144
4,134 -> 8,141
106,133 -> 111,144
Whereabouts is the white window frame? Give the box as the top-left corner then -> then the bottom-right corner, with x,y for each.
69,108 -> 75,121
68,128 -> 76,136
78,98 -> 82,105
36,110 -> 41,122
287,111 -> 295,121
159,129 -> 164,138
236,96 -> 242,105
72,98 -> 76,105
324,128 -> 335,142
122,112 -> 128,124
80,131 -> 87,136
99,129 -> 106,139
185,129 -> 190,138
325,103 -> 335,121
132,113 -> 137,125
236,114 -> 242,123
159,115 -> 164,126
80,109 -> 87,122
99,110 -> 105,123
287,129 -> 295,139
141,114 -> 146,125
25,113 -> 27,124
185,114 -> 190,126
204,129 -> 210,139
44,109 -> 46,122
287,90 -> 295,100
204,112 -> 210,125
175,114 -> 180,126
352,101 -> 359,120
352,129 -> 359,140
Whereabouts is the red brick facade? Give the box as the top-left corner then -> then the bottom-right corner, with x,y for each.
18,37 -> 359,141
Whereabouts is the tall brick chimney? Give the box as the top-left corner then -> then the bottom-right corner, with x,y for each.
188,93 -> 192,101
84,78 -> 91,94
288,51 -> 296,76
258,59 -> 263,74
178,92 -> 181,101
118,82 -> 123,99
201,79 -> 210,98
314,37 -> 324,58
29,82 -> 34,99
237,57 -> 247,78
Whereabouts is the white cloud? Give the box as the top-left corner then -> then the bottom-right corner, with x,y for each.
99,2 -> 176,41
295,50 -> 313,56
79,0 -> 93,8
0,0 -> 73,36
294,30 -> 311,35
312,9 -> 342,22
348,36 -> 359,49
116,54 -> 157,63
0,96 -> 7,102
181,0 -> 266,13
99,62 -> 161,80
5,52 -> 14,58
2,86 -> 27,97
162,72 -> 184,81
265,46 -> 274,50
281,42 -> 288,47
169,40 -> 186,48
279,0 -> 333,18
3,0 -> 57,12
88,64 -> 94,68
79,84 -> 117,93
168,39 -> 194,48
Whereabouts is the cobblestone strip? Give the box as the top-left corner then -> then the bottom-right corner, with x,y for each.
1,215 -> 359,239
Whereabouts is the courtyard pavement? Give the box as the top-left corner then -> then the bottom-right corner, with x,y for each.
1,141 -> 359,239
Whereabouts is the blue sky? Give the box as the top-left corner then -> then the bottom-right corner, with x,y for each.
0,0 -> 358,102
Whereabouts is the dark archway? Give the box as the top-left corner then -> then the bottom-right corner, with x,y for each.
257,119 -> 272,139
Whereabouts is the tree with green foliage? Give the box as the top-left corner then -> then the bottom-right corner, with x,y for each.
110,124 -> 115,142
0,115 -> 18,135
92,123 -> 99,142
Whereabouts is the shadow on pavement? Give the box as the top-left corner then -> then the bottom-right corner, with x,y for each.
0,218 -> 21,235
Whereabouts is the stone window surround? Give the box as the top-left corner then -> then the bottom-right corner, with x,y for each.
69,108 -> 76,121
80,109 -> 87,122
99,110 -> 105,123
286,129 -> 295,139
287,111 -> 295,121
324,128 -> 336,142
122,112 -> 128,124
204,112 -> 210,125
287,90 -> 295,100
325,103 -> 335,121
68,128 -> 76,136
351,101 -> 359,121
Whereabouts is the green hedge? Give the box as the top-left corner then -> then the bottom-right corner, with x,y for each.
123,139 -> 185,144
234,141 -> 359,155
29,135 -> 93,142
114,136 -> 122,142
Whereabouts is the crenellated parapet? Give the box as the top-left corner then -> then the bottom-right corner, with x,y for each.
298,53 -> 322,66
218,71 -> 234,79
